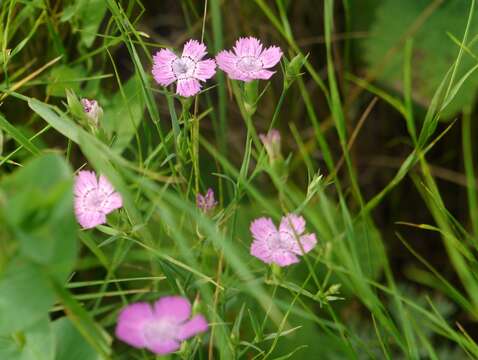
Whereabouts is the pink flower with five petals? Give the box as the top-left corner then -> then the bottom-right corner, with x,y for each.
74,170 -> 123,229
250,214 -> 317,267
152,40 -> 216,97
115,296 -> 208,355
216,37 -> 282,82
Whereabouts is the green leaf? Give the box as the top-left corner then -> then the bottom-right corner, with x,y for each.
1,154 -> 77,281
47,65 -> 86,97
52,281 -> 111,358
0,113 -> 40,155
101,75 -> 144,152
0,317 -> 54,360
0,258 -> 55,335
361,0 -> 478,117
78,0 -> 107,48
53,317 -> 101,360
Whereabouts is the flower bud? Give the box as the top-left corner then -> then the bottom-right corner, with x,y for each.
196,188 -> 218,214
285,53 -> 308,88
80,98 -> 103,126
259,129 -> 282,163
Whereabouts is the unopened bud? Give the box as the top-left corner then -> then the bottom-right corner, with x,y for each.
81,98 -> 103,126
197,188 -> 218,214
285,53 -> 308,88
259,129 -> 282,163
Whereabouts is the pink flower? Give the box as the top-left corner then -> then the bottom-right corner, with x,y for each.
152,40 -> 216,97
197,188 -> 218,213
216,37 -> 282,82
115,296 -> 208,355
250,214 -> 317,267
74,170 -> 123,229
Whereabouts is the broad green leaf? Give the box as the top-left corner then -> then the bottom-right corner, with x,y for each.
101,75 -> 144,152
53,317 -> 101,360
0,317 -> 54,360
361,0 -> 478,117
47,65 -> 86,97
78,0 -> 108,48
1,154 -> 77,281
0,258 -> 55,335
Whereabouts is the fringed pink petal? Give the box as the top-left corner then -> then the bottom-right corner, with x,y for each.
279,214 -> 306,236
152,49 -> 178,86
115,303 -> 154,348
74,170 -> 98,196
182,39 -> 207,61
176,315 -> 208,341
250,239 -> 274,264
272,249 -> 300,267
250,217 -> 277,242
259,46 -> 283,68
176,78 -> 201,97
233,37 -> 263,57
194,59 -> 216,81
252,69 -> 275,80
147,339 -> 181,355
153,296 -> 191,323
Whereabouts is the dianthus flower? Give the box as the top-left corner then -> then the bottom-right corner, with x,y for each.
74,170 -> 123,229
115,296 -> 208,355
250,214 -> 317,267
216,37 -> 282,82
152,40 -> 216,97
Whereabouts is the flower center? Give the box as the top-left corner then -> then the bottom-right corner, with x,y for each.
172,57 -> 195,79
266,233 -> 285,252
83,189 -> 107,211
237,56 -> 262,73
142,319 -> 178,344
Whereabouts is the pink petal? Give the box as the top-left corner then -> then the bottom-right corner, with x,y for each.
252,69 -> 275,80
115,303 -> 154,348
233,37 -> 263,57
182,39 -> 207,61
102,192 -> 123,213
250,217 -> 277,242
154,296 -> 191,323
216,50 -> 239,77
177,315 -> 208,341
272,249 -> 300,267
75,209 -> 106,229
259,46 -> 282,68
194,59 -> 216,81
147,339 -> 181,355
152,49 -> 178,86
176,78 -> 201,97
279,214 -> 306,236
98,175 -> 115,195
250,239 -> 273,264
74,170 -> 98,196
296,233 -> 317,254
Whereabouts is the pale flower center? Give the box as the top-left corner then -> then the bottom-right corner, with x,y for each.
83,189 -> 107,211
172,57 -> 195,79
266,231 -> 299,253
142,319 -> 178,344
237,56 -> 262,73
266,233 -> 286,252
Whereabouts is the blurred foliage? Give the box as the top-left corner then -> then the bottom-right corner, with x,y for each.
359,0 -> 478,117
